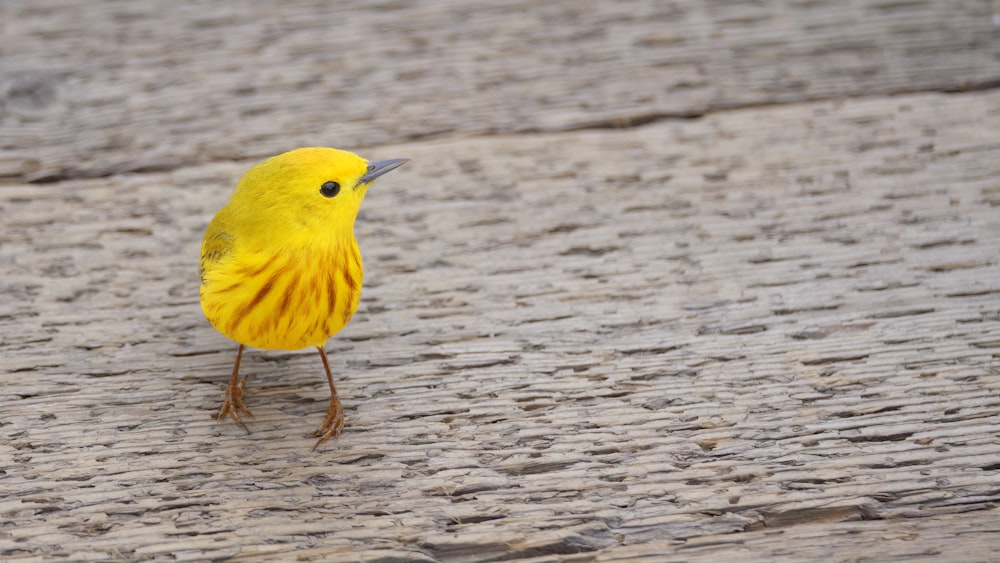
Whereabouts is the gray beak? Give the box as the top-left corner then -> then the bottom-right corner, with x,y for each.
358,158 -> 409,185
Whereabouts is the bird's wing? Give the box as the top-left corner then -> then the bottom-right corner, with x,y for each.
199,212 -> 234,285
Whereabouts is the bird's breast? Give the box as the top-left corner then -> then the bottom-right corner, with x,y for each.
200,243 -> 363,350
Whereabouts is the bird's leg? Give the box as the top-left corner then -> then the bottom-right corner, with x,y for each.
217,343 -> 253,432
312,346 -> 344,450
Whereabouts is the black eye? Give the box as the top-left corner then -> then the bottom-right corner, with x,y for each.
320,181 -> 340,198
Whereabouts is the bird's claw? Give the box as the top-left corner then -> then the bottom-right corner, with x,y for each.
218,376 -> 254,433
312,398 -> 344,451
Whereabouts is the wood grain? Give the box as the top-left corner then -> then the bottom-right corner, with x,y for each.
2,1 -> 999,561
1,0 -> 998,181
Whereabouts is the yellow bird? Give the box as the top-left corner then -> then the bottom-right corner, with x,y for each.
199,147 -> 408,449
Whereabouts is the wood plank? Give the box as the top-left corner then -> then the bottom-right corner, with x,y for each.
2,90 -> 998,560
1,0 -> 998,181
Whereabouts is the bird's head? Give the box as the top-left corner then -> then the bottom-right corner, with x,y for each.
228,147 -> 407,242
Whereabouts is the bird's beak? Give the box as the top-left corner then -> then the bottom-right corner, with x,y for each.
358,158 -> 409,185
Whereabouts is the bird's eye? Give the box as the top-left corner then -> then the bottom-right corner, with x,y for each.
320,181 -> 340,198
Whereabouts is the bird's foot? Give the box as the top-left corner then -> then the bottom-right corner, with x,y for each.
312,398 -> 344,451
217,376 -> 253,433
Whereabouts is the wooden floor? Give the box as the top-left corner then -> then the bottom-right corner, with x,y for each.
2,1 -> 999,561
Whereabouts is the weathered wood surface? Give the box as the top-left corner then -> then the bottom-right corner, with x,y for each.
1,0 -> 998,182
2,1 -> 1000,562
